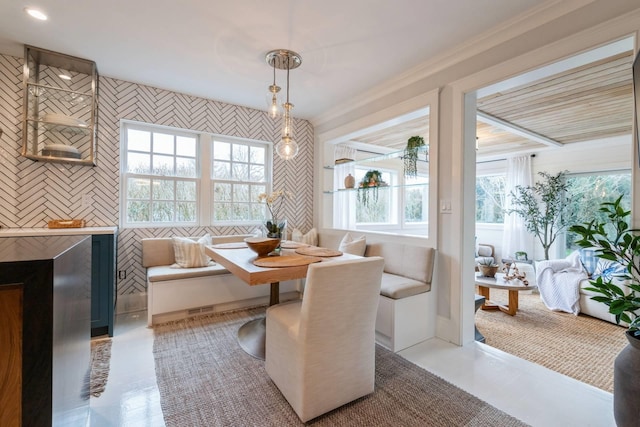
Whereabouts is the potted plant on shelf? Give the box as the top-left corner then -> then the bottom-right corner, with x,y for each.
569,196 -> 640,427
403,135 -> 427,179
357,170 -> 387,207
477,257 -> 499,278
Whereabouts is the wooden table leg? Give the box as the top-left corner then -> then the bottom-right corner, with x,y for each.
478,285 -> 519,316
269,282 -> 280,306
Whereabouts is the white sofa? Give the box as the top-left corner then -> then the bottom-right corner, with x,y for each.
317,232 -> 436,352
579,277 -> 631,325
141,234 -> 299,326
535,251 -> 630,325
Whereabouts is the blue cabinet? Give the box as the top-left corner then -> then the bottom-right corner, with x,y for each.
91,233 -> 116,337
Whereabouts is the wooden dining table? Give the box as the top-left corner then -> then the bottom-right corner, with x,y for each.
204,244 -> 359,359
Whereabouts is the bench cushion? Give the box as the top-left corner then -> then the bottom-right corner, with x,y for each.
380,272 -> 431,299
147,264 -> 230,282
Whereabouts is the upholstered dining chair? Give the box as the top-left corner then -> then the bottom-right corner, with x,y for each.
265,256 -> 385,423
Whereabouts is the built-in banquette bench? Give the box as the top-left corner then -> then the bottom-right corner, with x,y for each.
317,232 -> 436,352
141,234 -> 299,326
142,232 -> 436,352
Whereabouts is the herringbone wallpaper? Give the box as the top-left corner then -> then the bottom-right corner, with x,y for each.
0,53 -> 313,301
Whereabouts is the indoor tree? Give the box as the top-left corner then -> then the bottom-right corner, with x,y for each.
506,171 -> 574,260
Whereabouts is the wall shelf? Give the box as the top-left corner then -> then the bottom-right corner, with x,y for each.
21,45 -> 99,166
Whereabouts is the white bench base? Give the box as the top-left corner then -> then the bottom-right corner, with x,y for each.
147,273 -> 299,326
375,290 -> 436,352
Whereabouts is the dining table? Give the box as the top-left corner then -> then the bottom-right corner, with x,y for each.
204,242 -> 360,360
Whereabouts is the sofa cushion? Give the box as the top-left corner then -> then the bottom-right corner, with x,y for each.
147,264 -> 230,282
172,235 -> 211,268
380,272 -> 431,299
339,232 -> 367,256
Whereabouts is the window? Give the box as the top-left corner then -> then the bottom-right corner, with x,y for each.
476,175 -> 506,224
404,175 -> 429,224
564,170 -> 631,252
355,167 -> 395,224
211,138 -> 268,223
121,122 -> 271,227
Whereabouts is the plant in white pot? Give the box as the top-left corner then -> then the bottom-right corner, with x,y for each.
569,196 -> 640,427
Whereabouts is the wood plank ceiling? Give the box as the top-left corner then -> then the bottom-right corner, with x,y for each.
348,50 -> 634,158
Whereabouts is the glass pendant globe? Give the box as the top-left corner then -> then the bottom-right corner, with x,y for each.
275,136 -> 299,160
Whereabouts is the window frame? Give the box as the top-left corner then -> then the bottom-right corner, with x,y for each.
210,135 -> 273,227
120,120 -> 273,229
475,173 -> 507,225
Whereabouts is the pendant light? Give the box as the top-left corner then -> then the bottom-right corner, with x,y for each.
265,49 -> 302,160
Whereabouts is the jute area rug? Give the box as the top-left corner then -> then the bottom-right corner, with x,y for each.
153,308 -> 528,426
90,338 -> 112,397
475,288 -> 628,393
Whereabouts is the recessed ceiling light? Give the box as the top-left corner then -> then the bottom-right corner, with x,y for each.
24,7 -> 48,21
59,74 -> 71,80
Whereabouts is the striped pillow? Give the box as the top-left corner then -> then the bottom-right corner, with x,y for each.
172,234 -> 212,268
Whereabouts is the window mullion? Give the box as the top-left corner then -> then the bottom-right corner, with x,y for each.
200,133 -> 212,226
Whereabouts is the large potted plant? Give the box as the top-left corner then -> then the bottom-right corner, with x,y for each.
506,171 -> 573,260
569,196 -> 640,427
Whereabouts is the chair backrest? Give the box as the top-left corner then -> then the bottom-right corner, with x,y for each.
298,257 -> 385,347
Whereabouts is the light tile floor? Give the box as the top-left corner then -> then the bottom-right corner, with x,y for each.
89,312 -> 615,426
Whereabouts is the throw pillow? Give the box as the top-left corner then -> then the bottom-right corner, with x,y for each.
593,258 -> 626,281
338,232 -> 366,256
172,234 -> 212,268
578,248 -> 597,277
291,228 -> 318,246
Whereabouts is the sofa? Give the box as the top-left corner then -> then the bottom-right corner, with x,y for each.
536,249 -> 630,325
141,234 -> 299,326
317,231 -> 436,352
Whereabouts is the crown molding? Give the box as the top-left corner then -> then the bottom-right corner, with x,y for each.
310,0 -> 593,128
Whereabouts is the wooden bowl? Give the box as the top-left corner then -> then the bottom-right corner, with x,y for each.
244,237 -> 280,257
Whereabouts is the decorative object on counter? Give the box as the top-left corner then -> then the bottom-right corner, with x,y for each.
344,173 -> 355,189
403,135 -> 427,179
477,257 -> 499,278
357,170 -> 387,207
244,237 -> 281,257
47,219 -> 86,228
502,262 -> 529,286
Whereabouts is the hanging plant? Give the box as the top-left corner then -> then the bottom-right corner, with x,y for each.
357,170 -> 387,207
403,136 -> 426,179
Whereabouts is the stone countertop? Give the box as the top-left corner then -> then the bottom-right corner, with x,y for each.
0,235 -> 90,263
0,226 -> 117,237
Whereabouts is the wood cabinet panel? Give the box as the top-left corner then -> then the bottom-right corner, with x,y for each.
0,284 -> 23,427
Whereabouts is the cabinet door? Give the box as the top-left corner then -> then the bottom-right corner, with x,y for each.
91,235 -> 115,337
0,283 -> 22,427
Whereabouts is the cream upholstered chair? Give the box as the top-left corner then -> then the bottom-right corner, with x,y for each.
265,256 -> 385,422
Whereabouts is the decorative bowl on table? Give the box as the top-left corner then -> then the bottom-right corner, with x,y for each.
244,237 -> 280,257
